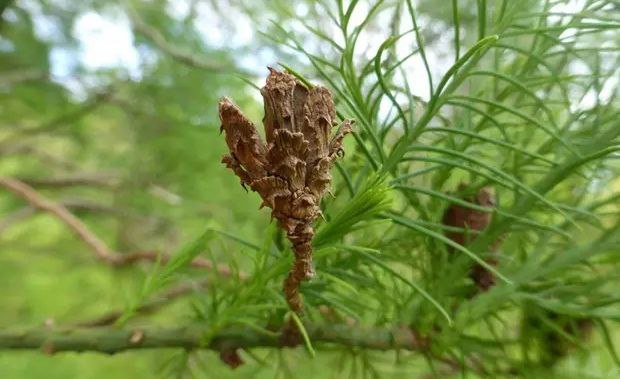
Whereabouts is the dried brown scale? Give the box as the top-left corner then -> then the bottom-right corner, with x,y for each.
219,68 -> 352,313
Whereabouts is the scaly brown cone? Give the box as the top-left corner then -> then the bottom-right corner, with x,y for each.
219,68 -> 352,313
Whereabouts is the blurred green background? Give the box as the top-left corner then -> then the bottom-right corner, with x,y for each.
1,1 -> 269,376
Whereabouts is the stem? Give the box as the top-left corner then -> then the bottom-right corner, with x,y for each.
0,324 -> 427,354
283,222 -> 315,313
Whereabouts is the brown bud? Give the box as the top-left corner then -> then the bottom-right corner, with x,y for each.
442,185 -> 501,291
219,348 -> 244,369
219,68 -> 352,313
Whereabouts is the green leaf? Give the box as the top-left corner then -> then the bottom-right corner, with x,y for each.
289,312 -> 316,358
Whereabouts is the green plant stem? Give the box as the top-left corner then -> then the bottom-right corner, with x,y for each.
0,324 -> 427,354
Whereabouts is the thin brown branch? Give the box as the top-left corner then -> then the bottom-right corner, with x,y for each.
0,200 -> 133,236
0,177 -> 116,262
78,260 -> 249,327
78,261 -> 249,327
0,177 -> 246,276
76,279 -> 210,327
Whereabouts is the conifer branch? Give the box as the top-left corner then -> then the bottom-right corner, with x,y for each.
0,324 -> 427,354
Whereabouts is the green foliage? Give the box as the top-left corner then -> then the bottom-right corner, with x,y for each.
314,173 -> 392,247
1,0 -> 620,378
118,227 -> 215,325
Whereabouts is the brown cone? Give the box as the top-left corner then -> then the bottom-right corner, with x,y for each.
442,185 -> 502,291
219,68 -> 352,313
